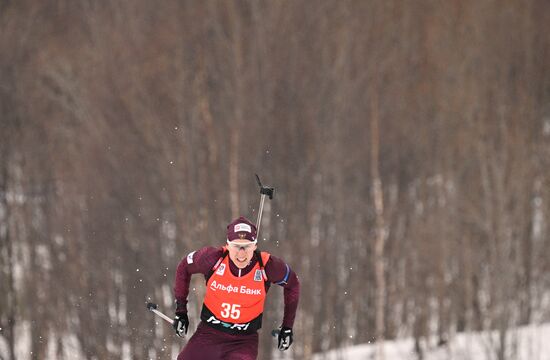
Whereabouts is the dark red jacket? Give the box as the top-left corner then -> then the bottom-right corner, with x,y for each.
174,246 -> 300,328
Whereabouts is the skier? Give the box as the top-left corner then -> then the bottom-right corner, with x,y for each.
173,216 -> 300,360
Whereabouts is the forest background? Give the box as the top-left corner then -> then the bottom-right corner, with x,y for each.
1,1 -> 550,359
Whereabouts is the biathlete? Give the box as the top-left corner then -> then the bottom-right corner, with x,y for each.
173,216 -> 300,360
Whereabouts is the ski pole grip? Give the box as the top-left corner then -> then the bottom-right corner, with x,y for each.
260,186 -> 274,199
256,174 -> 274,199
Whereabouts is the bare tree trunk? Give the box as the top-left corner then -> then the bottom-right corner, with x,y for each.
370,85 -> 386,360
226,2 -> 244,219
229,130 -> 240,218
0,151 -> 16,360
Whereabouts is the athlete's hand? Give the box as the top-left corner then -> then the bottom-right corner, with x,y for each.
278,326 -> 293,351
173,313 -> 189,337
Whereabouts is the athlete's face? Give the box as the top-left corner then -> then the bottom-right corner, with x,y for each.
227,240 -> 257,269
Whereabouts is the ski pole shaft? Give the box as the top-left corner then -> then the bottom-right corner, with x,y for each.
256,194 -> 266,236
147,302 -> 174,325
254,174 -> 274,240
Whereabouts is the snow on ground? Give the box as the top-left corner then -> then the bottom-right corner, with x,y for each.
2,322 -> 548,359
313,323 -> 550,360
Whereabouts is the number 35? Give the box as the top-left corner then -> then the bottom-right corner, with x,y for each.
220,303 -> 241,319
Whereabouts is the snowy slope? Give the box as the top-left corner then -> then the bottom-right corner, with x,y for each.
313,323 -> 550,360
2,323 -> 548,359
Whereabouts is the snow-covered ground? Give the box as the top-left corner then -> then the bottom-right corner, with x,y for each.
313,323 -> 550,360
2,322 -> 548,359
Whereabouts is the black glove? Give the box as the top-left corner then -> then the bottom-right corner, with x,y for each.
173,313 -> 189,337
278,326 -> 293,351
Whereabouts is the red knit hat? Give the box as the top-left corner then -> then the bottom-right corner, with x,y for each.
226,216 -> 257,242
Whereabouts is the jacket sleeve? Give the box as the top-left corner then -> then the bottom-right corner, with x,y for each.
173,246 -> 222,315
264,254 -> 300,328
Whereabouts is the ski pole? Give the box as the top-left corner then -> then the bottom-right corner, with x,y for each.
254,174 -> 274,240
146,302 -> 174,325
